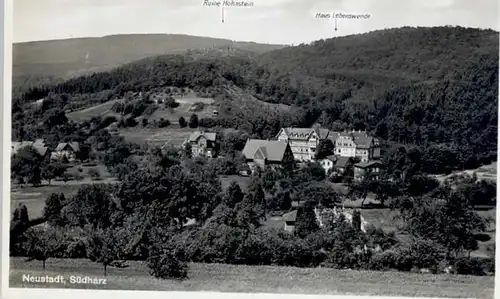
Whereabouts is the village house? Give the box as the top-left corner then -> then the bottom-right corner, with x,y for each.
242,139 -> 294,173
280,206 -> 368,233
333,130 -> 381,162
354,160 -> 384,181
186,131 -> 218,158
276,127 -> 380,164
320,155 -> 351,177
314,206 -> 368,232
282,210 -> 297,233
11,139 -> 48,158
276,127 -> 334,162
51,142 -> 80,162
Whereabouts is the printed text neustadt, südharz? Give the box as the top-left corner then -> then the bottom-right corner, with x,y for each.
22,274 -> 107,285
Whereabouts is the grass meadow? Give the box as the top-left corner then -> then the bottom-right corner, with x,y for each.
66,100 -> 121,122
118,127 -> 194,147
9,257 -> 494,298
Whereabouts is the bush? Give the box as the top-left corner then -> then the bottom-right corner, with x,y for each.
158,118 -> 170,128
56,239 -> 87,259
189,114 -> 199,128
88,168 -> 101,181
179,117 -> 187,128
143,104 -> 157,116
453,257 -> 490,276
164,97 -> 179,108
147,248 -> 188,280
125,117 -> 138,127
369,250 -> 399,271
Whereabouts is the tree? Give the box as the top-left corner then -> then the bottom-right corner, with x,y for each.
42,108 -> 68,128
41,161 -> 66,185
88,168 -> 102,181
189,114 -> 199,128
402,191 -> 487,259
125,117 -> 138,127
315,139 -> 334,159
246,178 -> 267,219
11,146 -> 43,186
158,118 -> 170,128
24,226 -> 68,269
64,184 -> 116,229
183,142 -> 193,159
294,202 -> 319,238
85,226 -> 132,276
348,176 -> 374,207
20,204 -> 30,223
294,162 -> 326,182
164,96 -> 179,108
223,181 -> 245,208
43,193 -> 63,226
147,229 -> 188,279
352,209 -> 361,231
179,116 -> 187,128
296,183 -> 341,208
279,191 -> 292,211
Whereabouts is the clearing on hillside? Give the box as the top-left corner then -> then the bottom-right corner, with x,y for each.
66,100 -> 121,122
432,162 -> 497,183
149,93 -> 216,123
118,127 -> 195,147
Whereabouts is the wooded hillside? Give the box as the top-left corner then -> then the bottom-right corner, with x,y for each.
13,26 -> 499,172
13,34 -> 285,94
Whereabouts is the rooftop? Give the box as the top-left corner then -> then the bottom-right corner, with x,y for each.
242,139 -> 289,162
188,131 -> 217,142
355,160 -> 383,168
282,210 -> 298,222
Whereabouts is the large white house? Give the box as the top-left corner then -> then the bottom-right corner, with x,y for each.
276,127 -> 333,162
277,127 -> 380,163
334,130 -> 381,162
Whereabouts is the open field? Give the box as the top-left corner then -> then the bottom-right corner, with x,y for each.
66,100 -> 120,122
150,94 -> 216,123
9,257 -> 494,298
118,127 -> 195,147
11,163 -> 117,219
433,162 -> 497,183
11,184 -> 80,219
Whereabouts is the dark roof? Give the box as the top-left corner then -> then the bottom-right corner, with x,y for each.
355,160 -> 384,169
11,141 -> 48,156
282,210 -> 297,222
188,131 -> 217,142
324,155 -> 337,162
326,132 -> 341,143
336,131 -> 379,148
242,139 -> 289,162
316,128 -> 331,139
334,156 -> 351,168
281,128 -> 315,140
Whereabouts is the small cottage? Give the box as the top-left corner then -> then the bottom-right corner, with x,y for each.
282,210 -> 298,233
51,142 -> 80,162
186,131 -> 218,158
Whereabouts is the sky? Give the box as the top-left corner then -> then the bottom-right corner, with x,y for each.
13,0 -> 499,45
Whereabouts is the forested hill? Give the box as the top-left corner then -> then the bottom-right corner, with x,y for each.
14,26 -> 499,172
13,34 -> 285,94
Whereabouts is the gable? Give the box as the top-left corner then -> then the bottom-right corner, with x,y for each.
276,128 -> 289,140
254,147 -> 268,160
